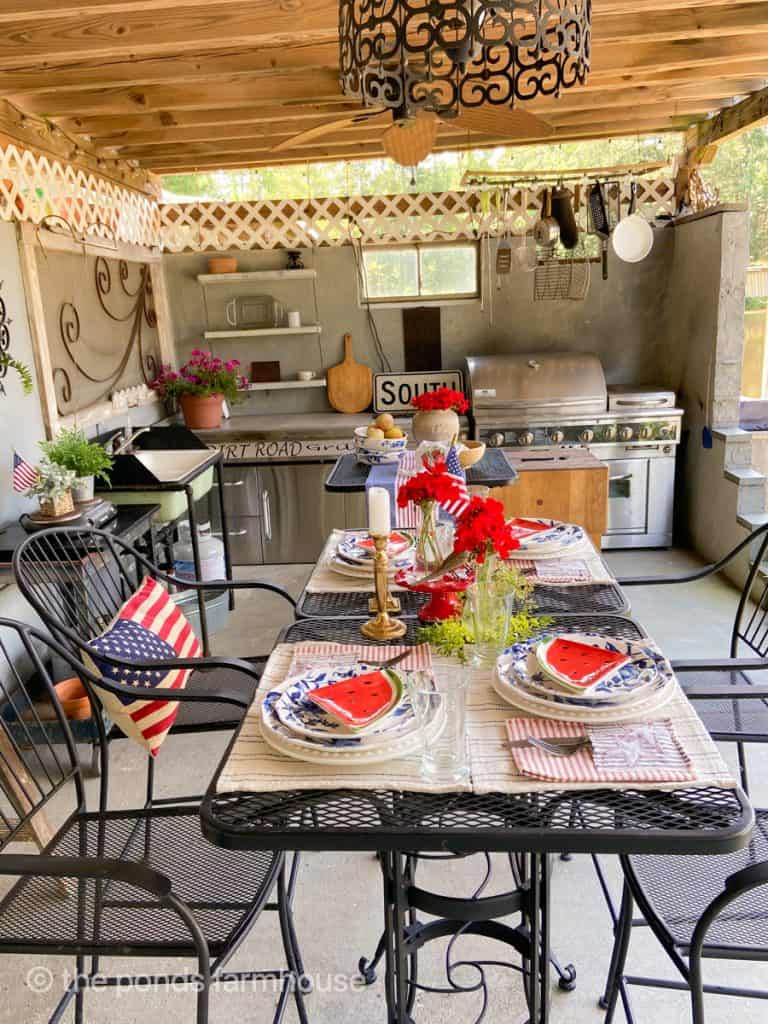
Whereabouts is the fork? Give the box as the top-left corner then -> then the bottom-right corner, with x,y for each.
509,735 -> 591,757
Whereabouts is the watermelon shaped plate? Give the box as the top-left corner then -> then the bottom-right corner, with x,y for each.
495,631 -> 675,718
260,674 -> 446,764
275,665 -> 416,742
536,636 -> 630,692
307,668 -> 403,731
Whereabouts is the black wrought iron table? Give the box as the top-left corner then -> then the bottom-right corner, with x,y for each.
201,615 -> 753,1024
325,449 -> 518,492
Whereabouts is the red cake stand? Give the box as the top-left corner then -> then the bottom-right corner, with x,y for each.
394,566 -> 475,622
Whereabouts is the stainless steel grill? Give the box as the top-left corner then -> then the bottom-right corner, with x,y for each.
463,352 -> 683,549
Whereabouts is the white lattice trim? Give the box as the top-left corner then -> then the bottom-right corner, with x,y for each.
159,179 -> 676,252
0,141 -> 160,249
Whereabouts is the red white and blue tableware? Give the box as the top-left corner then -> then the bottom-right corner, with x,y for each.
535,636 -> 630,692
494,632 -> 676,722
506,518 -> 585,555
337,530 -> 415,565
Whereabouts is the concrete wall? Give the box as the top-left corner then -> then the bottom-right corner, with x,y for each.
162,240 -> 674,418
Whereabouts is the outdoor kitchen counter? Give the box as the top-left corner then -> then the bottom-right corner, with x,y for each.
193,412 -> 411,443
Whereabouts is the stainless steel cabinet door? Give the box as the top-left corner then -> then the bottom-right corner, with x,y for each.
605,458 -> 649,535
211,466 -> 262,517
260,462 -> 347,563
213,515 -> 264,565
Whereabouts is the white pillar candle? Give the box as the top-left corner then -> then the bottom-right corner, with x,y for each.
367,486 -> 391,537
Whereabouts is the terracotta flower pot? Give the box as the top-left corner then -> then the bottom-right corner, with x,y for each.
412,408 -> 460,444
179,393 -> 224,429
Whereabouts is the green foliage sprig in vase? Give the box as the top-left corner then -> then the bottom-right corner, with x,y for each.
40,427 -> 113,503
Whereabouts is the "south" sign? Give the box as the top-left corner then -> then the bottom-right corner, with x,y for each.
373,370 -> 464,413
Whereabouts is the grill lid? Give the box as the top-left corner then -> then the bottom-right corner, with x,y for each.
465,353 -> 607,419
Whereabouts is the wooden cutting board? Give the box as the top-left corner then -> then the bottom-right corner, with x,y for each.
326,332 -> 373,413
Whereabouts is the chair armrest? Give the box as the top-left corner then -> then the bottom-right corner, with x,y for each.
673,658 -> 768,672
725,859 -> 768,894
162,573 -> 296,609
0,853 -> 172,899
80,648 -> 261,708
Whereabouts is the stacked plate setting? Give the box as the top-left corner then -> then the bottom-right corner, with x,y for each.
330,530 -> 416,579
494,631 -> 676,724
507,517 -> 585,557
261,662 -> 443,764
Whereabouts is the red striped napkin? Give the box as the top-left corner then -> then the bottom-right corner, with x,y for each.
506,717 -> 696,784
288,641 -> 432,676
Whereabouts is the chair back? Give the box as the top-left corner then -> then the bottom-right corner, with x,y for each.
13,526 -> 159,646
731,527 -> 768,657
0,618 -> 92,853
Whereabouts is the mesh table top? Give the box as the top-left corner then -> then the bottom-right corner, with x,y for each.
202,615 -> 753,857
325,449 -> 518,492
297,582 -> 630,618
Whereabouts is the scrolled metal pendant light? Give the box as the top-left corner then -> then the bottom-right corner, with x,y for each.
338,0 -> 592,119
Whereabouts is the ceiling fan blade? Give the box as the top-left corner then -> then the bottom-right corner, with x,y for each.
455,105 -> 553,140
271,109 -> 389,154
382,111 -> 439,167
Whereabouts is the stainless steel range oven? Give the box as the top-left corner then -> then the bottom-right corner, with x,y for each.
464,354 -> 682,548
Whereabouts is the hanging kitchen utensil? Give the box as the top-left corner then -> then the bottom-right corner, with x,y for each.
495,188 -> 512,275
326,332 -> 373,414
611,181 -> 654,263
588,182 -> 610,281
534,254 -> 590,302
534,188 -> 560,249
550,181 -> 579,250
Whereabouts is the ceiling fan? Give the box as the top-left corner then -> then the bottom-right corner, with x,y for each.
271,103 -> 553,166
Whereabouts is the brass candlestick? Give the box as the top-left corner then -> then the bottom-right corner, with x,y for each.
361,535 -> 407,641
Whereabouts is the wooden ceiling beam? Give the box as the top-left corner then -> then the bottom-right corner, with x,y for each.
93,81 -> 763,150
0,2 -> 767,75
150,122 -> 688,173
688,83 -> 768,148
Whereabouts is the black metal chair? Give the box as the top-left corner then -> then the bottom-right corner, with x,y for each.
0,617 -> 307,1024
618,521 -> 768,791
13,524 -> 296,752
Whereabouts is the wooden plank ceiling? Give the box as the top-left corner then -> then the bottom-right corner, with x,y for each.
0,0 -> 766,176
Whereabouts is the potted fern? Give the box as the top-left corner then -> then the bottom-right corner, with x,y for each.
27,461 -> 76,518
0,352 -> 33,394
40,427 -> 113,502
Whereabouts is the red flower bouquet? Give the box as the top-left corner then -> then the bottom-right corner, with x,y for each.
453,496 -> 520,564
397,468 -> 465,511
411,387 -> 469,415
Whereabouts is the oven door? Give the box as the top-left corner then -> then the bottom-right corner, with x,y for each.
605,457 -> 648,536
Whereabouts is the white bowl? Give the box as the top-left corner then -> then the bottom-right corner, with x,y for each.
353,426 -> 408,453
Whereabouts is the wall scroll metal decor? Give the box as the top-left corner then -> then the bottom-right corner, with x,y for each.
339,0 -> 591,116
54,256 -> 159,415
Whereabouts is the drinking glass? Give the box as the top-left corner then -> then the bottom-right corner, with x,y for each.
411,664 -> 470,784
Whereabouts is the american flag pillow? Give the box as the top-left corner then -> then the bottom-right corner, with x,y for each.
82,576 -> 201,756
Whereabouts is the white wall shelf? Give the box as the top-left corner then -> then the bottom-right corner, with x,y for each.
204,324 -> 322,339
238,378 -> 326,392
197,269 -> 316,284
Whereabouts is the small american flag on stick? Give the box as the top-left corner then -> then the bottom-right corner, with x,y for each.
440,444 -> 470,518
12,450 -> 38,492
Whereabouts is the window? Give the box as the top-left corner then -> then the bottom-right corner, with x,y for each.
360,243 -> 479,304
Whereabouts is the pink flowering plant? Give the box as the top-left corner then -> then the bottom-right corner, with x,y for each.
151,349 -> 247,404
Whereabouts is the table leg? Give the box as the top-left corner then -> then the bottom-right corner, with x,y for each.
524,853 -> 551,1024
381,850 -> 416,1024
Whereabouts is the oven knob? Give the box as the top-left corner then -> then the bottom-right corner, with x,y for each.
618,425 -> 633,441
488,432 -> 505,448
638,425 -> 654,440
659,424 -> 674,439
549,429 -> 565,444
579,428 -> 594,443
603,424 -> 617,442
518,431 -> 535,447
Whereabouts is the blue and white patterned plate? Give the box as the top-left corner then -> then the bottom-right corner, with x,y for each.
337,531 -> 415,565
507,518 -> 585,554
274,664 -> 414,742
260,670 -> 443,763
496,632 -> 674,709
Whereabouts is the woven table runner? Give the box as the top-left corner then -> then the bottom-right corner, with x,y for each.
217,641 -> 735,796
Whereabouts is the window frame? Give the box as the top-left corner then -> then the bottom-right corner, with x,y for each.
358,240 -> 481,307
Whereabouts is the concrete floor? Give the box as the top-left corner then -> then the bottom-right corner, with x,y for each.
1,548 -> 767,1023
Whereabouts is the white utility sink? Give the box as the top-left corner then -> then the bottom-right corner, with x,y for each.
134,449 -> 213,482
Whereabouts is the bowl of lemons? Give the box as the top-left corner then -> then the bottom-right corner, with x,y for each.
354,414 -> 408,464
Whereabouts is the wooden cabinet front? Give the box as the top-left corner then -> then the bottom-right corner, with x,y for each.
490,450 -> 609,549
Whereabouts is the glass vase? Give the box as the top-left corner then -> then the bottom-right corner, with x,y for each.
416,502 -> 444,574
464,554 -> 503,668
